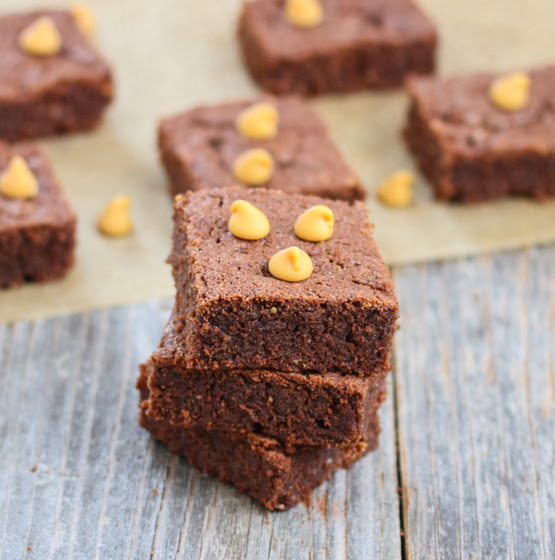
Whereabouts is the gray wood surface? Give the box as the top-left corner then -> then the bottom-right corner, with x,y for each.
0,247 -> 553,559
394,246 -> 554,560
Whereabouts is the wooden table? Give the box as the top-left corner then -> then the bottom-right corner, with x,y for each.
0,247 -> 553,559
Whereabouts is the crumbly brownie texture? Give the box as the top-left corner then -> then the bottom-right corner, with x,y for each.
158,97 -> 364,201
140,312 -> 388,448
138,367 -> 380,510
404,66 -> 555,202
238,0 -> 437,96
169,187 -> 398,375
0,142 -> 76,288
0,10 -> 114,141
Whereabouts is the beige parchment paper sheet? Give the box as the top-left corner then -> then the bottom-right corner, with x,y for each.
1,0 -> 554,323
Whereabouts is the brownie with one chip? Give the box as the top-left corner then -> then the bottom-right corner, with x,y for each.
140,309 -> 388,449
158,97 -> 364,201
0,142 -> 76,288
138,365 -> 380,510
238,0 -> 437,96
169,187 -> 398,376
0,9 -> 114,141
404,66 -> 555,202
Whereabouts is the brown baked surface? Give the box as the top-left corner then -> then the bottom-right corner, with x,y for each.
404,65 -> 555,202
140,309 -> 388,448
169,187 -> 398,375
0,9 -> 114,141
158,96 -> 364,201
137,365 -> 380,510
0,141 -> 77,288
238,0 -> 437,95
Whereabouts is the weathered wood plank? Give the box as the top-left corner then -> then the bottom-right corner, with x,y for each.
394,246 -> 554,560
0,298 -> 401,560
518,249 -> 554,559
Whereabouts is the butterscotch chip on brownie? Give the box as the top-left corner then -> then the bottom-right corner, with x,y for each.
0,142 -> 76,288
169,187 -> 398,376
238,0 -> 437,96
403,66 -> 555,202
0,9 -> 114,141
158,97 -> 364,201
138,364 -> 381,511
139,309 -> 388,449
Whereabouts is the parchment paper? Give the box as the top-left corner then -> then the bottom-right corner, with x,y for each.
1,0 -> 554,323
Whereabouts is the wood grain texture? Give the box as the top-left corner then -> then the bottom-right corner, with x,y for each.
0,300 -> 401,560
394,246 -> 555,560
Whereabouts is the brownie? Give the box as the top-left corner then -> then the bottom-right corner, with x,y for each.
0,142 -> 76,288
238,0 -> 437,96
169,187 -> 398,376
0,9 -> 114,141
403,65 -> 555,202
140,309 -> 388,448
138,366 -> 380,510
158,97 -> 364,201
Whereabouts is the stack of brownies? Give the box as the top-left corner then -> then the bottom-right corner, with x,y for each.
138,185 -> 399,510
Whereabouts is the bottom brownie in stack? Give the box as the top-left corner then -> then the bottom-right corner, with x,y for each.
138,360 -> 385,510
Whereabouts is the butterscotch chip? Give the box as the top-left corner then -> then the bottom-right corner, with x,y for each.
233,148 -> 274,186
377,171 -> 414,208
284,0 -> 323,28
294,205 -> 334,241
236,102 -> 278,140
229,199 -> 270,240
71,4 -> 95,37
269,246 -> 313,282
489,72 -> 530,111
19,16 -> 62,56
0,156 -> 39,199
97,196 -> 133,237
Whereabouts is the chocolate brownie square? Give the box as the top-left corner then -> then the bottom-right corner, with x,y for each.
238,0 -> 437,95
139,310 -> 388,448
0,9 -> 114,141
404,66 -> 555,202
138,365 -> 380,510
169,187 -> 398,376
158,97 -> 364,201
0,142 -> 76,288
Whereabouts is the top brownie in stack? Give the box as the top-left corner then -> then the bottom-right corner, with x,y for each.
169,186 -> 398,376
158,97 -> 364,201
